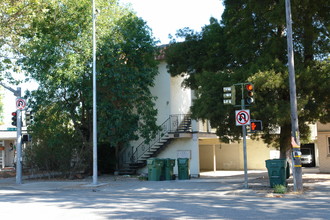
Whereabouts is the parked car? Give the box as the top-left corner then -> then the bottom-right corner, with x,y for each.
300,148 -> 313,165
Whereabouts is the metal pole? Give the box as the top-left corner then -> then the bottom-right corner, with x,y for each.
213,144 -> 216,173
241,89 -> 248,189
285,0 -> 303,191
92,0 -> 98,185
243,125 -> 248,188
16,88 -> 22,184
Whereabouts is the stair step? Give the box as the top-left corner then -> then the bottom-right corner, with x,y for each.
158,139 -> 168,143
117,169 -> 136,175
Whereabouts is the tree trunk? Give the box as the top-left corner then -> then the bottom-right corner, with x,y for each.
279,123 -> 291,159
115,144 -> 119,170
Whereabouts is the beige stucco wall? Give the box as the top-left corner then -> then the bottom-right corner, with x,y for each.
150,61 -> 172,124
199,138 -> 278,171
317,122 -> 330,173
170,74 -> 191,115
153,61 -> 191,117
137,62 -> 199,176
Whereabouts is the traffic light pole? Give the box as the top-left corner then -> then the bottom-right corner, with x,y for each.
16,104 -> 23,184
224,83 -> 254,188
239,84 -> 248,189
0,82 -> 22,184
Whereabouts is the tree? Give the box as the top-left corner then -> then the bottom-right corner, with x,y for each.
0,0 -> 41,81
166,0 -> 329,158
17,0 -> 159,173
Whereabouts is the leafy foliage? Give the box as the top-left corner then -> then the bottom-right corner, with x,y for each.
24,105 -> 85,175
14,0 -> 159,173
273,184 -> 287,194
166,0 -> 329,158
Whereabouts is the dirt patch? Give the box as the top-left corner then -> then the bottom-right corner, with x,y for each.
248,173 -> 330,196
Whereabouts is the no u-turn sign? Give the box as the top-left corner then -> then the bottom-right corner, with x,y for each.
235,110 -> 250,126
16,98 -> 27,110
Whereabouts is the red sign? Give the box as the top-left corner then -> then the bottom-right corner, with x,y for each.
235,110 -> 250,126
16,98 -> 26,110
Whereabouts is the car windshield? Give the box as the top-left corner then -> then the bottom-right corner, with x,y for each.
301,148 -> 311,155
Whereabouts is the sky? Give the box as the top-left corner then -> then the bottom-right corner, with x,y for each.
119,0 -> 224,44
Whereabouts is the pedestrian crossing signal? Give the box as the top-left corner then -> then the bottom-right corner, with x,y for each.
250,120 -> 262,132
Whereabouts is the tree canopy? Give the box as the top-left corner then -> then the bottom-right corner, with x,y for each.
166,0 -> 329,158
2,0 -> 160,172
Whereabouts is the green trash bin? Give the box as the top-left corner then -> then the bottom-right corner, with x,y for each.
163,158 -> 175,180
265,159 -> 288,187
177,158 -> 190,180
147,158 -> 164,181
286,161 -> 291,179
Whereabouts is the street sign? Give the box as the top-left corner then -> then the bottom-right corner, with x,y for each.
16,98 -> 26,110
7,127 -> 17,131
235,110 -> 250,126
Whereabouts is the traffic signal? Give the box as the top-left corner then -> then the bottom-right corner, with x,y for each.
250,120 -> 262,132
11,111 -> 17,127
245,83 -> 254,105
22,134 -> 32,142
223,85 -> 236,105
25,111 -> 34,126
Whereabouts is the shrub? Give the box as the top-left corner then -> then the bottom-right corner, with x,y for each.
273,184 -> 287,194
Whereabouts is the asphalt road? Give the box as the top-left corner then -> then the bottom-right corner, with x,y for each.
0,171 -> 329,219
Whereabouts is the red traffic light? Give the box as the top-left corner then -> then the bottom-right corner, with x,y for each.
245,83 -> 254,104
11,111 -> 17,127
246,84 -> 253,91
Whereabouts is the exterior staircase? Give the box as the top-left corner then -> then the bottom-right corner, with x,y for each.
118,114 -> 192,175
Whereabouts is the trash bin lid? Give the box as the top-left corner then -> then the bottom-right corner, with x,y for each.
178,158 -> 189,165
147,158 -> 156,165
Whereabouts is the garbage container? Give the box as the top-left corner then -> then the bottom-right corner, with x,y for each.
265,159 -> 288,187
177,158 -> 190,180
286,161 -> 290,179
163,158 -> 175,180
147,158 -> 164,181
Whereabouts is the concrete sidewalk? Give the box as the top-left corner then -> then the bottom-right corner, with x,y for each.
1,168 -> 329,198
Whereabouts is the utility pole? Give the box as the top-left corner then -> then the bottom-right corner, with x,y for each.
285,0 -> 303,191
0,82 -> 22,184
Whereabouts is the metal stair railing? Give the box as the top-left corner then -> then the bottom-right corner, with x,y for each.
130,117 -> 171,164
120,114 -> 192,166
